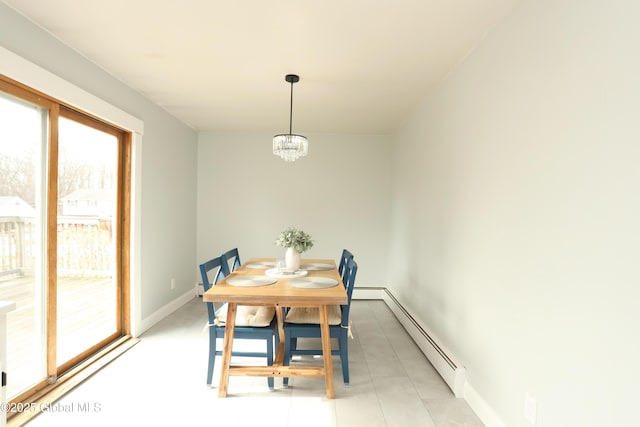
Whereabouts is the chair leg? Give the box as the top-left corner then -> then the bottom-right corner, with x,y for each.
207,328 -> 217,386
267,333 -> 274,390
339,331 -> 349,386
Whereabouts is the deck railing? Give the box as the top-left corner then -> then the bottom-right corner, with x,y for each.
0,216 -> 113,278
0,218 -> 34,277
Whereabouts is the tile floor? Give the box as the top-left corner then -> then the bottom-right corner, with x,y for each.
26,298 -> 484,427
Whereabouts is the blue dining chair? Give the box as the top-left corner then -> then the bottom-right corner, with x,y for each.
222,247 -> 242,272
282,257 -> 358,387
199,253 -> 278,389
338,249 -> 354,283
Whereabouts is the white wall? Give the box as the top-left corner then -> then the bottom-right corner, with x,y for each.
389,1 -> 640,426
197,131 -> 391,286
8,1 -> 639,424
0,3 -> 198,323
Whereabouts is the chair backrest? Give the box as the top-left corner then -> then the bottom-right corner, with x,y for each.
338,249 -> 354,284
199,256 -> 228,324
340,258 -> 358,327
222,247 -> 242,273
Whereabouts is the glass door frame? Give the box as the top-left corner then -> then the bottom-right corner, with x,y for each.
53,106 -> 131,376
0,75 -> 131,404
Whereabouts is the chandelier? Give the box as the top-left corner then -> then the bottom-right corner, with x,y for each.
273,74 -> 308,162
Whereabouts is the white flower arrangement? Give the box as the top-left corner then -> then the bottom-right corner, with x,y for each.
275,227 -> 314,253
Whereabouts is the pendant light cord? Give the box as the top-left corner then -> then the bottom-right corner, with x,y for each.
289,80 -> 294,134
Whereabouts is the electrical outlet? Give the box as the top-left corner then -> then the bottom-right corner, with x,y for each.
171,278 -> 176,289
524,392 -> 537,425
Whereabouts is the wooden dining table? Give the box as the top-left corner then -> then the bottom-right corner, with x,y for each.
202,257 -> 348,399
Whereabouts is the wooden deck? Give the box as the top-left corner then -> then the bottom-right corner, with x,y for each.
0,273 -> 116,399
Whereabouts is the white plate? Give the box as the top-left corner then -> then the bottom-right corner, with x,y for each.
245,261 -> 275,270
226,276 -> 277,287
300,263 -> 334,271
265,268 -> 308,279
288,277 -> 339,289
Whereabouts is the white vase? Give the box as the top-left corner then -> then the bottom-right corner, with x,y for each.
285,247 -> 301,272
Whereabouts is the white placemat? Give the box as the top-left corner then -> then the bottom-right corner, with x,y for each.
288,277 -> 339,289
245,261 -> 275,270
226,276 -> 277,287
300,263 -> 335,271
265,268 -> 308,279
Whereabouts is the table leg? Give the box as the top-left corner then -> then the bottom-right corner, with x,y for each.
274,305 -> 285,365
318,304 -> 335,399
218,302 -> 237,397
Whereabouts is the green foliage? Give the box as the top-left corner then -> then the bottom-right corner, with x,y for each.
275,227 -> 314,253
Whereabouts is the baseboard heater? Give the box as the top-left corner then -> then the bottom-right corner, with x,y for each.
354,287 -> 466,397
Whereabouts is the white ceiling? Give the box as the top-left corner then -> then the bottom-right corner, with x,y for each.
3,0 -> 518,134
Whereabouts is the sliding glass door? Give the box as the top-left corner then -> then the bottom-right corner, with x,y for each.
0,77 -> 130,402
56,111 -> 122,371
0,88 -> 47,399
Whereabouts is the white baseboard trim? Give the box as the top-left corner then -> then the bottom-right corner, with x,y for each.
353,287 -> 466,397
352,286 -> 385,300
195,281 -> 204,296
381,289 -> 466,398
464,383 -> 508,427
353,286 -> 505,427
137,289 -> 195,336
